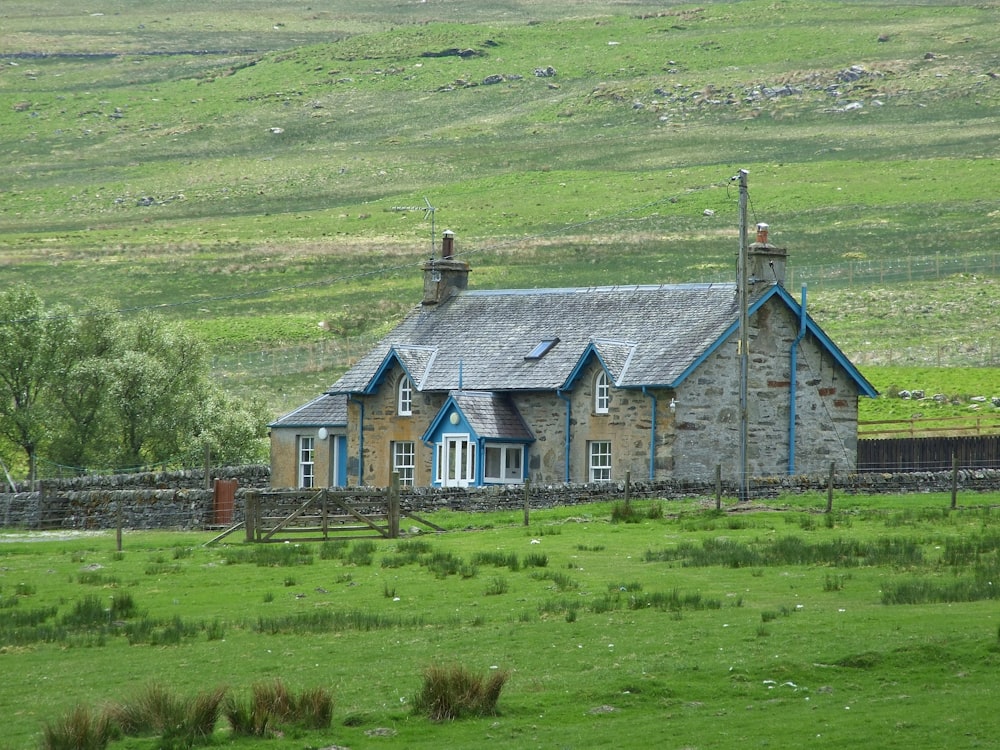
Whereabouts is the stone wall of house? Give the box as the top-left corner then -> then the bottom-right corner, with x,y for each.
270,428 -> 346,488
348,368 -> 447,487
672,297 -> 861,481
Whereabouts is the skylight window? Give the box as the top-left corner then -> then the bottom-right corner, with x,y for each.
525,338 -> 559,360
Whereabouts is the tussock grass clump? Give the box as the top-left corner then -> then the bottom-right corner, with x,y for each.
531,570 -> 578,591
40,704 -> 115,750
880,575 -> 1000,605
472,550 -> 520,571
76,571 -> 120,587
420,550 -> 467,578
319,539 -> 350,560
611,501 -> 661,523
484,576 -> 509,596
645,534 -> 925,569
592,588 -> 722,614
412,664 -> 509,721
105,683 -> 185,736
221,544 -> 314,567
523,552 -> 548,568
346,540 -> 377,566
253,608 -> 424,634
224,679 -> 332,736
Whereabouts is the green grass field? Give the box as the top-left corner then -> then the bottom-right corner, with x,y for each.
1,494 -> 999,749
1,1 -> 998,433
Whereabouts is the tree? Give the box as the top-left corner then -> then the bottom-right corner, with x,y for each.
46,305 -> 120,470
0,285 -> 53,482
0,288 -> 268,478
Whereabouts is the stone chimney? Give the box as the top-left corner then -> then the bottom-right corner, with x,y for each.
748,223 -> 787,287
422,230 -> 469,305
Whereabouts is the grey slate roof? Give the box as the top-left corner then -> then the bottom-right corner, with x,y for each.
270,393 -> 348,428
330,283 -> 741,394
450,391 -> 534,441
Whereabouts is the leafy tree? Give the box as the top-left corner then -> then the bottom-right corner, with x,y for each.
0,285 -> 53,481
46,305 -> 120,470
0,289 -> 267,478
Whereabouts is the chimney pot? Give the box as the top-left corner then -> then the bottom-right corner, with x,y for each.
441,229 -> 455,259
756,222 -> 769,245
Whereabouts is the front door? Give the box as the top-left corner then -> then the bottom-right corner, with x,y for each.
441,435 -> 475,487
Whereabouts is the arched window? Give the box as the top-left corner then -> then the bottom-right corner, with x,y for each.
595,371 -> 610,414
398,375 -> 413,416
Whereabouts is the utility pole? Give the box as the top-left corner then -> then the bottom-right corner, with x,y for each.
735,169 -> 750,502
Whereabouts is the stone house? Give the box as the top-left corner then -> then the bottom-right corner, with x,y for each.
269,232 -> 876,489
269,393 -> 348,488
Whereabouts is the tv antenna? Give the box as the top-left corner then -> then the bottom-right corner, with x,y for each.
390,197 -> 437,255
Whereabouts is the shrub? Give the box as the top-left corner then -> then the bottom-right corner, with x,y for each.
40,704 -> 115,750
412,664 -> 509,721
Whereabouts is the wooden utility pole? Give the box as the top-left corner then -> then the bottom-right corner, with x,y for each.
736,169 -> 750,502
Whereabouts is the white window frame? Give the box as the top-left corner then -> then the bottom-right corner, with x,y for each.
436,433 -> 475,487
595,370 -> 610,414
392,440 -> 416,486
398,375 -> 413,416
588,440 -> 612,483
483,444 -> 524,484
298,436 -> 316,488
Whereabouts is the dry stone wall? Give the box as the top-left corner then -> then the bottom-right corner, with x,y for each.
2,466 -> 999,531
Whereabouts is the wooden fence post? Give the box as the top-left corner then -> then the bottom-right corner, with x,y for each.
116,502 -> 123,552
951,453 -> 958,510
388,472 -> 400,538
321,489 -> 329,539
204,446 -> 212,490
245,491 -> 257,542
523,478 -> 531,527
624,470 -> 631,509
715,464 -> 722,511
826,461 -> 835,513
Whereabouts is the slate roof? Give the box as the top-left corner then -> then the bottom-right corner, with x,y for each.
270,393 -> 348,428
329,283 -> 876,397
450,391 -> 534,441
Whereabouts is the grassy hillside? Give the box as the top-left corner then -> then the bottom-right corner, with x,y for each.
1,1 -> 998,421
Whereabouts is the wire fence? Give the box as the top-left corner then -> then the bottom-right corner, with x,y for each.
786,252 -> 1000,291
210,335 -> 381,380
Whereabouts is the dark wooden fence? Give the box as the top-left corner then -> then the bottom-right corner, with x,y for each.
858,435 -> 1000,472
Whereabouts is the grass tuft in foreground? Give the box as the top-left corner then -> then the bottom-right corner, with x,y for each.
40,705 -> 115,750
412,664 -> 509,722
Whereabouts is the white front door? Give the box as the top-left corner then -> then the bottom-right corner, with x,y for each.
441,435 -> 475,487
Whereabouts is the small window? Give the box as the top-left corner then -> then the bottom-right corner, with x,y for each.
595,371 -> 610,414
525,338 -> 559,360
392,441 -> 416,486
588,440 -> 612,483
398,375 -> 413,416
298,436 -> 315,488
484,444 -> 524,484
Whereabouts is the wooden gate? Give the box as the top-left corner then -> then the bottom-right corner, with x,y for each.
243,480 -> 443,543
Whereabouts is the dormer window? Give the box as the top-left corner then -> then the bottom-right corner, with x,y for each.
525,338 -> 559,360
398,375 -> 413,416
595,371 -> 610,414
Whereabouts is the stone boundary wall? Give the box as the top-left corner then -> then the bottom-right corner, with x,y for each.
2,467 -> 999,531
